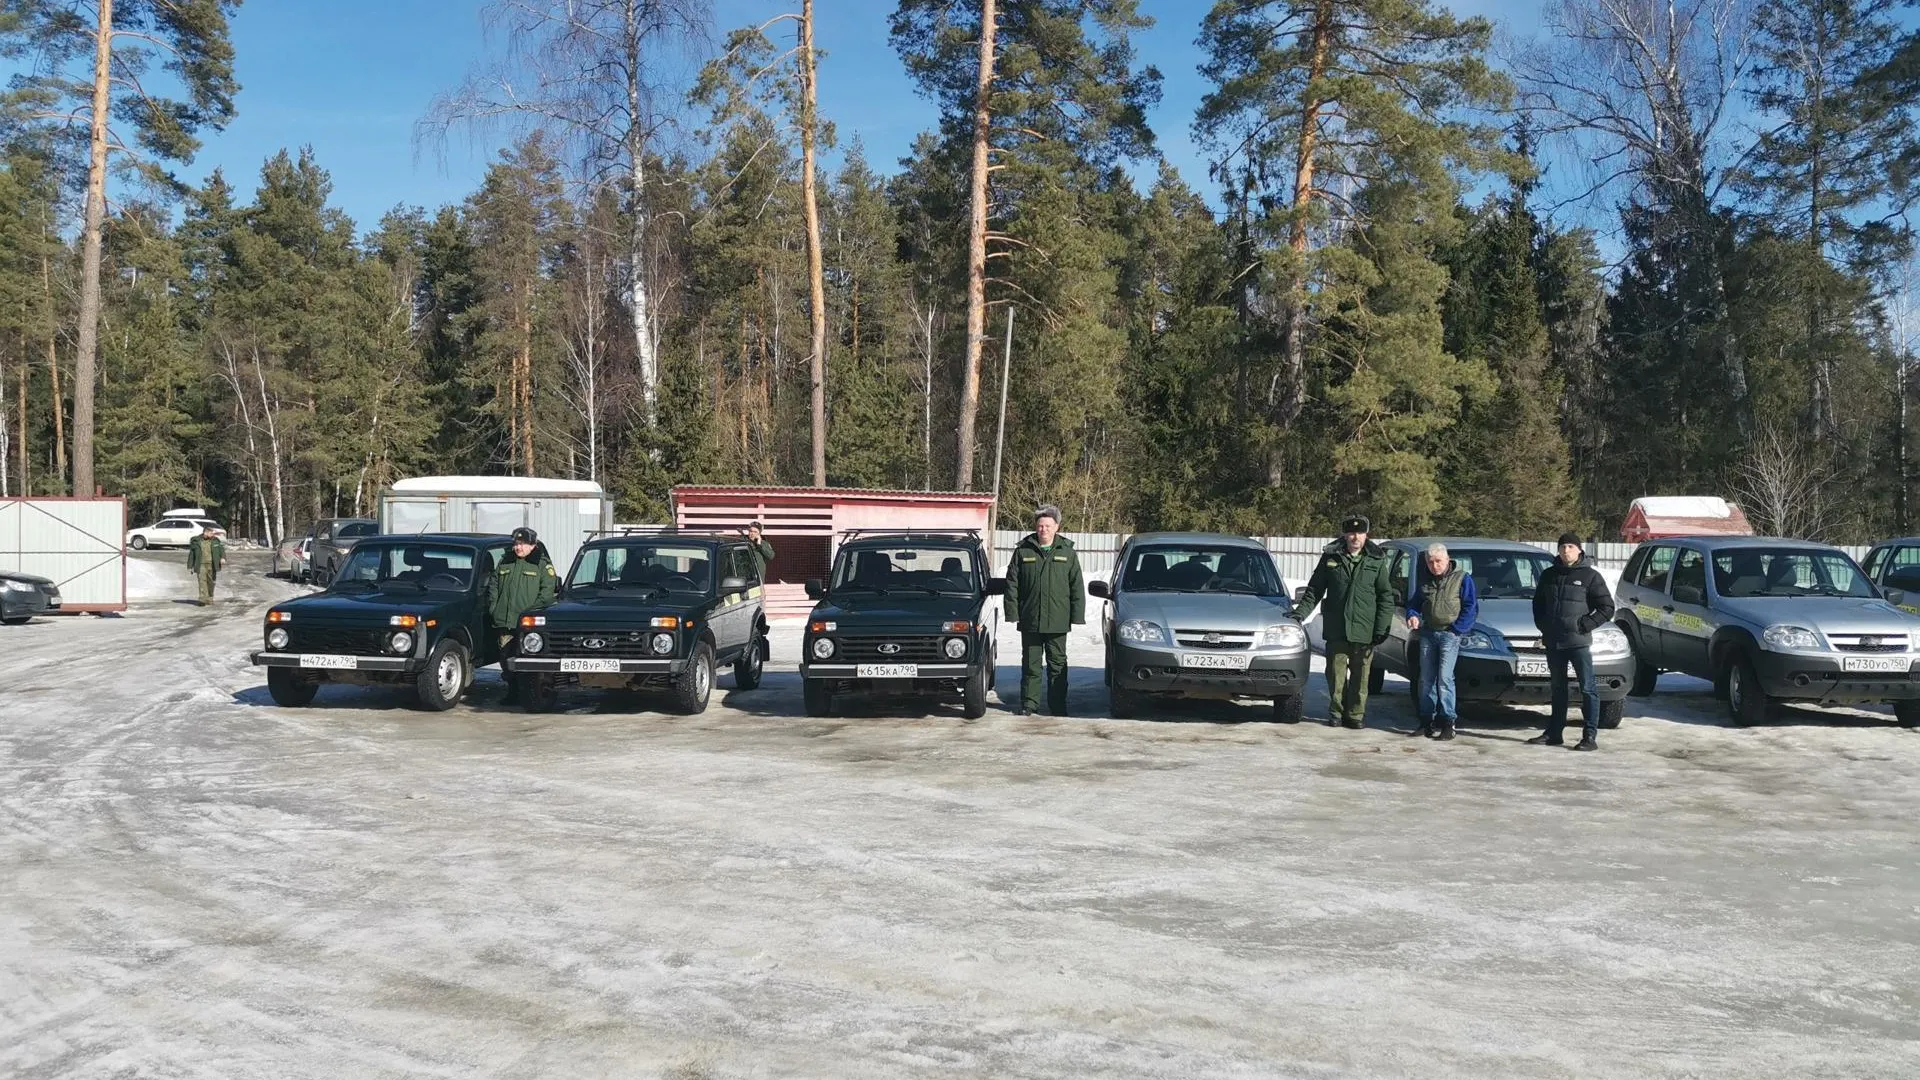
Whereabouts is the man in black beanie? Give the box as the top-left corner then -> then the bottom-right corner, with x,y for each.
1529,532 -> 1616,750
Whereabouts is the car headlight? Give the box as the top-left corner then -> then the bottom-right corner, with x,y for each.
810,636 -> 836,660
3,580 -> 34,593
1118,619 -> 1168,644
266,627 -> 290,650
1590,623 -> 1630,658
652,632 -> 675,655
1260,624 -> 1307,650
389,631 -> 414,654
944,636 -> 967,659
1762,624 -> 1823,651
520,631 -> 545,654
1460,629 -> 1501,653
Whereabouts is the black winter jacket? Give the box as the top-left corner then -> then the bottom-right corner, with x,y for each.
1532,554 -> 1616,648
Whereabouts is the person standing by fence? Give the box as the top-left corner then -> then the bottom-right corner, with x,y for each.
1004,505 -> 1085,716
1405,542 -> 1477,740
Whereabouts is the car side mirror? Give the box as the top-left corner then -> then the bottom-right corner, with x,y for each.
1672,584 -> 1705,606
1293,586 -> 1309,605
805,578 -> 825,600
719,576 -> 749,593
1088,580 -> 1110,600
985,577 -> 1007,596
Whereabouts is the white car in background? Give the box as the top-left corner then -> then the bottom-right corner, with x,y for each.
126,508 -> 227,550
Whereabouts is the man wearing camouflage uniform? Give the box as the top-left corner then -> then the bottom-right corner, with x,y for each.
1004,504 -> 1085,716
1294,514 -> 1396,728
186,522 -> 225,606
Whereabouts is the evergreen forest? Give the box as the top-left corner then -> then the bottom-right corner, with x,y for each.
5,0 -> 1920,543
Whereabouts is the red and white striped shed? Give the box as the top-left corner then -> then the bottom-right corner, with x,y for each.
669,486 -> 998,620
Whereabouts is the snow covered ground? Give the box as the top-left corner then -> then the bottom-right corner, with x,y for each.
3,555 -> 1918,1078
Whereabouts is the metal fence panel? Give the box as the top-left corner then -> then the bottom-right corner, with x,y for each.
0,497 -> 127,610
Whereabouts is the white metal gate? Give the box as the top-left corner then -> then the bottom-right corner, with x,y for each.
0,497 -> 127,612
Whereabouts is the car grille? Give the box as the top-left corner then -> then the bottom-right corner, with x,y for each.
1506,636 -> 1546,655
837,635 -> 947,662
543,631 -> 660,659
287,627 -> 387,655
1829,634 -> 1908,653
1173,628 -> 1254,651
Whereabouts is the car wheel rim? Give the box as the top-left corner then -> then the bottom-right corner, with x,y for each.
438,653 -> 462,698
696,657 -> 711,700
1730,666 -> 1743,709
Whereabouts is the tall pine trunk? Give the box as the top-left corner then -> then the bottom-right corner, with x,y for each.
624,0 -> 660,427
1269,0 -> 1332,487
42,254 -> 65,490
800,0 -> 828,487
71,0 -> 113,497
955,0 -> 998,491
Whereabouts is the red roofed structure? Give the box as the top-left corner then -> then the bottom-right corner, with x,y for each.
1620,496 -> 1755,544
669,486 -> 998,619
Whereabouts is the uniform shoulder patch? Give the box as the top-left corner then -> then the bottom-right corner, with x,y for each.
1324,557 -> 1339,568
546,565 -> 557,576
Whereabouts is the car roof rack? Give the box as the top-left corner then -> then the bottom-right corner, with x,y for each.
586,526 -> 734,540
837,528 -> 983,541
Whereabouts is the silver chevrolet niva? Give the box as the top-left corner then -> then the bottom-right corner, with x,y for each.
1616,536 -> 1920,727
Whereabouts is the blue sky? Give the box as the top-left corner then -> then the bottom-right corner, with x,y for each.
192,0 -> 1543,232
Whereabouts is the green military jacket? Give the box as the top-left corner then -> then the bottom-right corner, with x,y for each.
746,538 -> 775,581
1004,533 -> 1085,635
486,546 -> 558,629
186,535 -> 224,575
1295,539 -> 1396,645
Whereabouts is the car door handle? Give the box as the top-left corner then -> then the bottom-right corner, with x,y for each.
1661,606 -> 1674,613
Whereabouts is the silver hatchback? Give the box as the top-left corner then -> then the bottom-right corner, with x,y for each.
1617,537 -> 1920,726
1089,533 -> 1310,721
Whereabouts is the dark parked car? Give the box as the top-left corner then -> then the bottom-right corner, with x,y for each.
503,532 -> 768,714
250,534 -> 511,710
1368,537 -> 1634,729
1,569 -> 61,624
1090,532 -> 1308,721
799,531 -> 1002,718
1620,536 -> 1920,726
307,517 -> 379,587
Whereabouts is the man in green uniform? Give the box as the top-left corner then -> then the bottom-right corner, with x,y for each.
185,523 -> 225,606
744,521 -> 775,582
487,526 -> 558,704
1003,504 -> 1085,716
1294,514 -> 1396,728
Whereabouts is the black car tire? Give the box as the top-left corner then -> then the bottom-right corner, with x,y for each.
1108,683 -> 1138,719
963,665 -> 988,719
1368,657 -> 1385,694
1895,700 -> 1920,728
1404,642 -> 1421,699
267,667 -> 319,708
415,640 -> 469,712
1629,647 -> 1659,698
1726,652 -> 1773,727
673,642 -> 714,714
1274,693 -> 1304,724
803,677 -> 834,717
1599,697 -> 1625,730
130,536 -> 148,550
733,637 -> 764,690
522,674 -> 559,713
2,615 -> 30,626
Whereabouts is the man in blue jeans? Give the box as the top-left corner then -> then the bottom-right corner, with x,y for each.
1405,542 -> 1477,740
1528,532 -> 1616,751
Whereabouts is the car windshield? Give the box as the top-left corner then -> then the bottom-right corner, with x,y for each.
569,544 -> 713,593
333,544 -> 476,591
1120,545 -> 1284,596
1442,550 -> 1557,600
340,522 -> 376,538
831,544 -> 978,595
1712,548 -> 1872,598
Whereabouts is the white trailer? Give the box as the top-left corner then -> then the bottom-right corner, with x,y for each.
379,477 -> 614,577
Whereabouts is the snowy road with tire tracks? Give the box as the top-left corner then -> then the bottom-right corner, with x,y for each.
3,553 -> 1918,1078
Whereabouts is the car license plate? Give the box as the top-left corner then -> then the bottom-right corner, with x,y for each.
1180,653 -> 1250,670
857,663 -> 919,678
299,654 -> 357,670
1516,659 -> 1551,678
1842,655 -> 1910,673
561,658 -> 622,673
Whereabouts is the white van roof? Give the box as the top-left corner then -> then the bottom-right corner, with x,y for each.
389,475 -> 605,496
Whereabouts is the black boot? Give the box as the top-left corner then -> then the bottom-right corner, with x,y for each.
1526,732 -> 1564,746
1437,722 -> 1456,741
1409,722 -> 1433,738
1572,736 -> 1597,751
